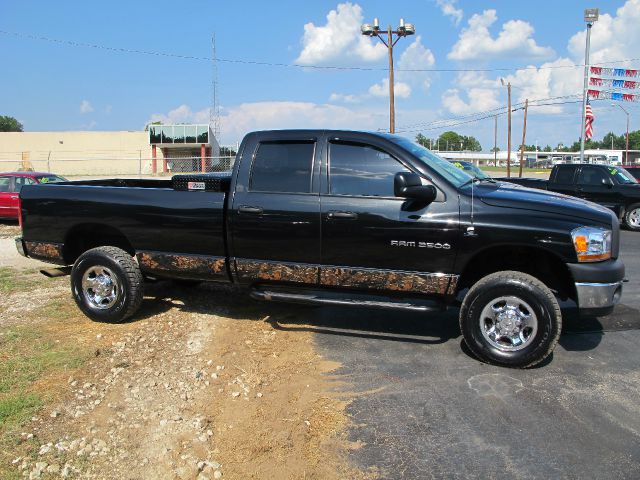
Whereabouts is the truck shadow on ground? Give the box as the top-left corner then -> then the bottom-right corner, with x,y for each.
132,281 -> 640,357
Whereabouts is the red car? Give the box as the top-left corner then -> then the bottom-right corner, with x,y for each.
0,172 -> 67,220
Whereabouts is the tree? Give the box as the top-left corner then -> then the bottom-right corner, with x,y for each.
543,145 -> 552,152
0,115 -> 23,132
415,133 -> 429,148
628,130 -> 640,150
435,131 -> 482,151
490,147 -> 500,153
463,135 -> 482,152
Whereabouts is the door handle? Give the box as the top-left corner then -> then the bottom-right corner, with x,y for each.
238,205 -> 263,214
10,196 -> 19,199
327,211 -> 357,220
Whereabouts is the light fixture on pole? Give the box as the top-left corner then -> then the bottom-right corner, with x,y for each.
361,17 -> 415,134
612,103 -> 630,165
579,8 -> 599,163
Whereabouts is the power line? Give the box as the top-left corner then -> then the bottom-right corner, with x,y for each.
1,29 -> 639,74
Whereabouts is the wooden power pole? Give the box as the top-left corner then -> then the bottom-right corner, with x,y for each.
507,82 -> 512,178
519,99 -> 529,178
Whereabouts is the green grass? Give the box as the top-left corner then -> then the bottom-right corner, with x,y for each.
0,393 -> 41,426
0,267 -> 46,294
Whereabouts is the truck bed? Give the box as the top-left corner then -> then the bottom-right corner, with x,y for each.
20,174 -> 232,281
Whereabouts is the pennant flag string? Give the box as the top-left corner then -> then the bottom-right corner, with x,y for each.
590,66 -> 639,78
589,77 -> 640,89
587,89 -> 639,102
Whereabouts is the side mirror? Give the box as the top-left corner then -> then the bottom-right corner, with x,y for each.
394,172 -> 437,202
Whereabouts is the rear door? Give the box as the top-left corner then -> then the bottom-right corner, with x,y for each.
229,134 -> 322,285
0,176 -> 18,218
550,165 -> 578,196
319,137 -> 459,295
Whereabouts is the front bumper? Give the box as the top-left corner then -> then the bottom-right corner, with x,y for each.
568,258 -> 625,316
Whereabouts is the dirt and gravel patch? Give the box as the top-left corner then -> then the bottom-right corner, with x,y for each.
1,265 -> 368,480
0,222 -> 20,239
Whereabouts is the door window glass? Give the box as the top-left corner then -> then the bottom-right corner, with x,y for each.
554,166 -> 576,184
0,177 -> 10,192
14,177 -> 36,192
250,141 -> 315,193
577,167 -> 608,186
329,141 -> 410,197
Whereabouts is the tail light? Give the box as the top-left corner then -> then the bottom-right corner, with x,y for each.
18,196 -> 23,230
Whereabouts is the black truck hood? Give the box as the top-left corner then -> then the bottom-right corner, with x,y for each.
478,182 -> 614,226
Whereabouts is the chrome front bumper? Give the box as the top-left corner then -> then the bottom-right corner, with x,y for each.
575,281 -> 623,310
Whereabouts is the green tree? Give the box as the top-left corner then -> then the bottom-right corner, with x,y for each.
543,145 -> 552,152
628,130 -> 640,150
0,115 -> 23,132
490,146 -> 500,153
462,135 -> 482,151
415,133 -> 429,148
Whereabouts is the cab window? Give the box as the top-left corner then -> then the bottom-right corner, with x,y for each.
249,141 -> 315,193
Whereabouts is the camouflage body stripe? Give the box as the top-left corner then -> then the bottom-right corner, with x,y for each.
235,259 -> 319,284
24,241 -> 65,264
320,266 -> 458,296
137,251 -> 227,279
234,258 -> 458,296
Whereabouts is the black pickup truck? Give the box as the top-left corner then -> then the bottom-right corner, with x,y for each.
499,164 -> 640,230
16,130 -> 625,368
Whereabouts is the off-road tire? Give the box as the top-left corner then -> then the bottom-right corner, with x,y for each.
71,246 -> 144,323
624,203 -> 640,231
459,271 -> 561,368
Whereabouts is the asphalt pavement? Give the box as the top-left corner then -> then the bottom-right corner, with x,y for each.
283,230 -> 640,479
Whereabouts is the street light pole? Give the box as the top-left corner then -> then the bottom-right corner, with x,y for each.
362,17 -> 415,134
580,8 -> 599,163
613,103 -> 630,164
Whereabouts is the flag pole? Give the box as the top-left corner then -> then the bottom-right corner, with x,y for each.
580,10 -> 598,163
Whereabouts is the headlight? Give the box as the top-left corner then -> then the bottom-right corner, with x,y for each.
571,226 -> 612,262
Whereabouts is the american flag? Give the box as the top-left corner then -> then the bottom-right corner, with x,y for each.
584,100 -> 595,140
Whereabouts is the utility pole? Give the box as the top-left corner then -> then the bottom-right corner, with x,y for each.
580,9 -> 599,163
519,99 -> 529,178
493,115 -> 498,166
361,18 -> 415,134
506,81 -> 512,177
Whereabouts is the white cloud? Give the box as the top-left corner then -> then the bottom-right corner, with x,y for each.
79,100 -> 94,114
434,0 -> 463,26
295,2 -> 386,65
442,86 -> 501,115
147,104 -> 210,125
330,35 -> 436,103
148,102 -> 381,144
368,79 -> 412,98
567,0 -> 640,66
448,9 -> 554,61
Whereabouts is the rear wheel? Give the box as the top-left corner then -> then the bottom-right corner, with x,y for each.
459,271 -> 561,368
624,203 -> 640,231
71,246 -> 144,323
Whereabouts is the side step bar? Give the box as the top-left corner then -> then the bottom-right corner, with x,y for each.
40,266 -> 72,278
250,287 -> 445,313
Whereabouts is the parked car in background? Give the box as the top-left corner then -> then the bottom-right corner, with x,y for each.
448,160 -> 490,179
498,164 -> 640,230
0,172 -> 67,219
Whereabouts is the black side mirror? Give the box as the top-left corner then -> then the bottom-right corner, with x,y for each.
394,172 -> 437,202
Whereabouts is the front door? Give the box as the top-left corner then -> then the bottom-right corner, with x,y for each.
319,138 -> 459,296
0,176 -> 18,218
575,165 -> 620,209
230,136 -> 321,285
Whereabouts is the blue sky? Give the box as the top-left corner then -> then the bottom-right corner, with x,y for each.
1,0 -> 639,150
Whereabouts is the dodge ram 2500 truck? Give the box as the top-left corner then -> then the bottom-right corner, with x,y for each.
499,164 -> 640,230
16,130 -> 625,368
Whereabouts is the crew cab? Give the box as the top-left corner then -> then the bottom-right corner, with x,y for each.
0,172 -> 66,219
498,164 -> 640,230
16,130 -> 625,368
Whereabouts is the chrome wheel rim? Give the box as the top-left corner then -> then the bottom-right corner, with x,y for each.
82,266 -> 120,310
628,208 -> 640,228
479,296 -> 538,352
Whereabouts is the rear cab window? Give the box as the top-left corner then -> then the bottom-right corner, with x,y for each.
553,165 -> 577,184
249,141 -> 315,193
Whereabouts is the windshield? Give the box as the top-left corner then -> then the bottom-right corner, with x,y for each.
387,137 -> 473,188
36,175 -> 67,184
611,167 -> 637,184
450,161 -> 489,179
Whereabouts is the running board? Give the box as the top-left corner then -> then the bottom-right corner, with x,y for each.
250,287 -> 445,313
40,266 -> 72,278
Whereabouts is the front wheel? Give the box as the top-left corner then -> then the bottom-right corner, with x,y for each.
71,246 -> 144,323
624,203 -> 640,231
459,271 -> 561,368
